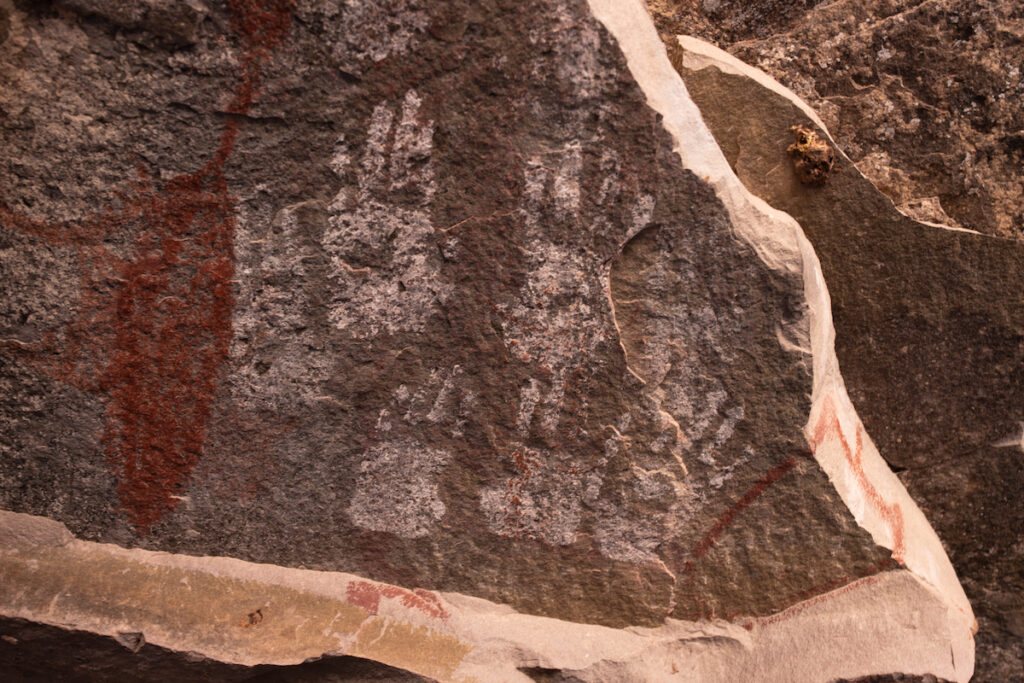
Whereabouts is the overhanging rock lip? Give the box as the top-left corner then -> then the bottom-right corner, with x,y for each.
585,0 -> 974,676
667,28 -> 975,630
0,509 -> 976,682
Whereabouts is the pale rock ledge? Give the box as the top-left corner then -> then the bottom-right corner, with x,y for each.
0,508 -> 972,681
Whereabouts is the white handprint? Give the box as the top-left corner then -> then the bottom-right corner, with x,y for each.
323,89 -> 450,338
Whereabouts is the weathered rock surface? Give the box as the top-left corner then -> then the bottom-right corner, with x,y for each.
647,0 -> 1024,239
0,0 -> 973,680
671,36 -> 1024,682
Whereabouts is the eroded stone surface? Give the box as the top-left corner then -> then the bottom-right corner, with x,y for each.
0,0 -> 973,679
0,510 -> 975,682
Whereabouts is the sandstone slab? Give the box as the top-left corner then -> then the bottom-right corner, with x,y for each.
0,509 -> 973,681
646,0 -> 1024,240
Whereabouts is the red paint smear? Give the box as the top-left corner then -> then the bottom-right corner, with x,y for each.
810,395 -> 906,563
0,1 -> 292,533
226,0 -> 293,53
346,580 -> 450,621
692,455 -> 798,560
672,455 -> 798,621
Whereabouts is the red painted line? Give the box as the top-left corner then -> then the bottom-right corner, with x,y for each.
346,580 -> 450,621
678,395 -> 907,620
810,396 -> 906,563
692,455 -> 798,560
675,453 -> 800,620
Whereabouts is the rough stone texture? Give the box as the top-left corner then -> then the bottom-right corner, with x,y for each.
835,676 -> 953,683
0,0 -> 973,679
671,37 -> 1024,682
647,0 -> 1024,239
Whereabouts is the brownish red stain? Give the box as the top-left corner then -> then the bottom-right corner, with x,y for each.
501,447 -> 542,538
346,580 -> 450,621
0,0 -> 293,533
809,395 -> 907,563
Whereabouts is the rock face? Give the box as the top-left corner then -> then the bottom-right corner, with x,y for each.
0,0 -> 973,680
647,0 -> 1024,239
670,36 -> 1024,682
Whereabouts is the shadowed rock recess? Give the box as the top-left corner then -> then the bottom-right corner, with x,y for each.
0,0 -> 974,681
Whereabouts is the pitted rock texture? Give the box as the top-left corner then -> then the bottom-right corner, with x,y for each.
647,0 -> 1024,239
672,40 -> 1024,682
0,0 -> 907,633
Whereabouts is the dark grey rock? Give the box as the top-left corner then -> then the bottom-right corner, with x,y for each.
0,2 -> 967,680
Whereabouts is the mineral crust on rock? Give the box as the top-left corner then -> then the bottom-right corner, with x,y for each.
0,0 -> 974,680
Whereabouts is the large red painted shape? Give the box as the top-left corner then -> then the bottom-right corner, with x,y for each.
0,1 -> 293,533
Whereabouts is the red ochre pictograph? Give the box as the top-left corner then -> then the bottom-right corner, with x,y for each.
674,454 -> 800,620
0,0 -> 294,533
346,580 -> 450,621
809,394 -> 907,564
677,392 -> 906,620
690,454 -> 799,566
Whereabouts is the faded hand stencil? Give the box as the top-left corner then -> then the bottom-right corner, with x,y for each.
346,366 -> 473,538
375,365 -> 476,440
478,144 -> 611,546
479,136 -> 693,552
231,202 -> 333,409
324,89 -> 451,338
347,438 -> 452,539
610,225 -> 750,478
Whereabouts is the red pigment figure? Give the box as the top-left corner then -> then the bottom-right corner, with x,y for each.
0,0 -> 293,533
346,580 -> 450,621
